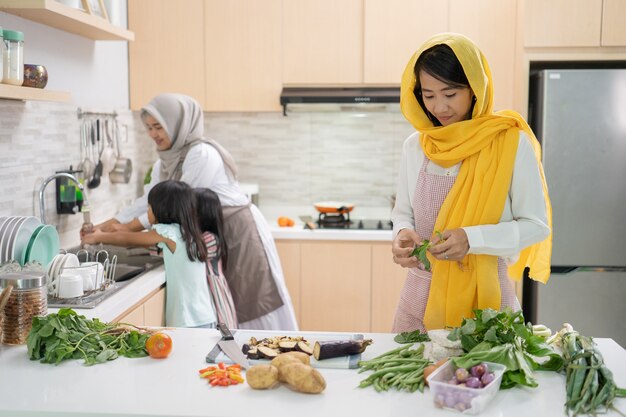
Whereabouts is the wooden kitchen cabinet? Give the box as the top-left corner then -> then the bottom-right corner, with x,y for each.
204,0 -> 282,111
144,287 -> 166,326
524,0 -> 603,47
275,240 -> 301,324
282,0 -> 364,85
299,241 -> 371,332
371,242 -> 406,333
118,303 -> 144,326
449,0 -> 517,111
115,286 -> 166,326
601,0 -> 626,46
128,0 -> 205,110
363,0 -> 448,85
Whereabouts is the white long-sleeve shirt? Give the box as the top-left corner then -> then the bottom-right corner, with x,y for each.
116,143 -> 248,228
391,131 -> 550,264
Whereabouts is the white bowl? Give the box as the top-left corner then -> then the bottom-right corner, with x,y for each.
57,272 -> 84,298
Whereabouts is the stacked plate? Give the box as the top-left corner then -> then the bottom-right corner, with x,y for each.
0,216 -> 60,267
46,253 -> 80,297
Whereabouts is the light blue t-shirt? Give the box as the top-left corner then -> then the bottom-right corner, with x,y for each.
153,223 -> 216,327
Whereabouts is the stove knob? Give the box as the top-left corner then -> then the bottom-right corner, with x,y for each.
377,220 -> 383,230
358,220 -> 364,229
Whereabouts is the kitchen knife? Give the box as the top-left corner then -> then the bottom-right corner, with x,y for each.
216,323 -> 250,369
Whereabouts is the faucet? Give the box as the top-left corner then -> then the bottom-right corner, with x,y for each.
38,173 -> 88,224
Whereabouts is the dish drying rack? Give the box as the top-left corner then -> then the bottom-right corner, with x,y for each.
47,248 -> 124,309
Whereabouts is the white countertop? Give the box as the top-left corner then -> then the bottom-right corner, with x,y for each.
48,265 -> 166,322
0,330 -> 624,417
270,224 -> 393,241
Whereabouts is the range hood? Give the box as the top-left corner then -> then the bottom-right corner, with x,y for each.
280,87 -> 400,115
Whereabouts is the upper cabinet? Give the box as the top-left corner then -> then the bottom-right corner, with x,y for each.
283,0 -> 363,85
363,0 -> 448,85
450,0 -> 517,111
204,0 -> 282,112
524,0 -> 626,47
0,0 -> 134,41
601,0 -> 626,46
128,0 -> 205,110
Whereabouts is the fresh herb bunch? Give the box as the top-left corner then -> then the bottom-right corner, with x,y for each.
409,231 -> 444,271
394,330 -> 430,344
561,330 -> 626,416
448,308 -> 564,389
27,308 -> 156,366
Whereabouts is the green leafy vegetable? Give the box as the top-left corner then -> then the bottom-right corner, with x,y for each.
394,330 -> 430,344
409,231 -> 444,271
448,308 -> 564,389
561,328 -> 626,416
27,308 -> 156,366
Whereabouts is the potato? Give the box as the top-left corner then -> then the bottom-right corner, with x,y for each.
246,364 -> 279,390
280,362 -> 326,394
271,352 -> 311,382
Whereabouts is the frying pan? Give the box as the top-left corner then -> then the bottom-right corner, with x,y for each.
313,201 -> 355,214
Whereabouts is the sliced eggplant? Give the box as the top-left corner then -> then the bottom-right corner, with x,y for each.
247,347 -> 259,360
242,343 -> 251,355
257,346 -> 280,359
313,339 -> 373,360
295,341 -> 314,356
278,341 -> 298,352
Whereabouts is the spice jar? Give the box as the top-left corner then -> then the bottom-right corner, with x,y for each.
2,29 -> 24,86
0,271 -> 47,345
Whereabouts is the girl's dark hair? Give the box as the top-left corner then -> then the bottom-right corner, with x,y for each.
194,188 -> 228,267
413,44 -> 474,126
147,180 -> 207,262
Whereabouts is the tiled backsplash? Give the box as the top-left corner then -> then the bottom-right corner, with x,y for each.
0,100 -> 414,247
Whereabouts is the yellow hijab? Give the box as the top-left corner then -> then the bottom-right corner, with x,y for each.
400,33 -> 552,329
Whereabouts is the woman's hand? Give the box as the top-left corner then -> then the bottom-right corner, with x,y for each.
392,228 -> 423,269
429,228 -> 469,261
81,230 -> 106,245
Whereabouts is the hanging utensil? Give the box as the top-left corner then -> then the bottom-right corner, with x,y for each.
100,118 -> 117,175
110,120 -> 132,184
87,119 -> 103,189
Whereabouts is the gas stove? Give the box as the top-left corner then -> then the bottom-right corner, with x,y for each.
315,212 -> 392,230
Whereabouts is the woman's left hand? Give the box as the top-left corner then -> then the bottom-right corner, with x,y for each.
428,229 -> 469,261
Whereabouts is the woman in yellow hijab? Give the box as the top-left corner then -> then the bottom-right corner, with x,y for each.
391,33 -> 552,332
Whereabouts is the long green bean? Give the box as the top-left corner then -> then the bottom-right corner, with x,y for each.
357,343 -> 431,393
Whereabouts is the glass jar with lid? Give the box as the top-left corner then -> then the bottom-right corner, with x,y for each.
2,29 -> 24,86
0,271 -> 47,345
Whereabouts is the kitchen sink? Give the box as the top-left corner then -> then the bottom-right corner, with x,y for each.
47,245 -> 164,309
68,244 -> 164,282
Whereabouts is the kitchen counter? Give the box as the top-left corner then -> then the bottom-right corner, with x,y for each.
48,265 -> 166,322
0,330 -> 624,417
270,223 -> 393,241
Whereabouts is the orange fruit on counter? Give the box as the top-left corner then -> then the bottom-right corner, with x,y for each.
278,217 -> 295,227
146,332 -> 172,359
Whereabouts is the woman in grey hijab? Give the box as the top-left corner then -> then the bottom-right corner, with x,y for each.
91,93 -> 298,331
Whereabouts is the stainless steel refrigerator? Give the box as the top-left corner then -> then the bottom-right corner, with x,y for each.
526,68 -> 626,348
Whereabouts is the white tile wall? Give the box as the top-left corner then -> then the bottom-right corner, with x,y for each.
0,101 -> 415,247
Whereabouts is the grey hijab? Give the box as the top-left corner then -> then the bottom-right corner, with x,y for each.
141,93 -> 238,181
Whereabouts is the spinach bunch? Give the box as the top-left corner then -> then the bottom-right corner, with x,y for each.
27,308 -> 153,366
448,308 -> 564,389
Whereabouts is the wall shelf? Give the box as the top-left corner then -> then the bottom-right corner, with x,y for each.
0,0 -> 134,41
0,84 -> 71,102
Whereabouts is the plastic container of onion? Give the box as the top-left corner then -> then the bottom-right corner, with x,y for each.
427,361 -> 506,414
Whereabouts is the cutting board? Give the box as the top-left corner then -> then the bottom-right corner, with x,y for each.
206,329 -> 365,369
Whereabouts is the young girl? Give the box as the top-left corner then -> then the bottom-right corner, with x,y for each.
194,188 -> 238,329
82,180 -> 217,328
